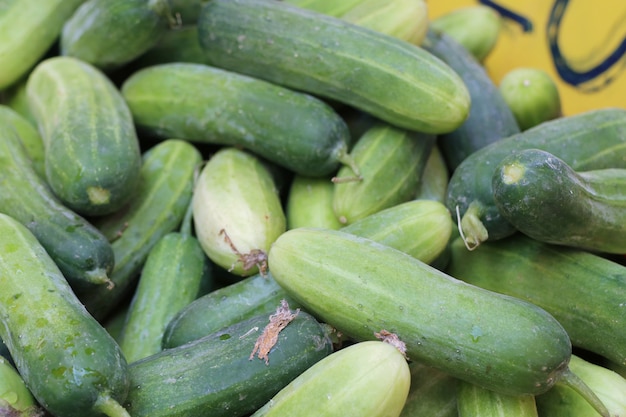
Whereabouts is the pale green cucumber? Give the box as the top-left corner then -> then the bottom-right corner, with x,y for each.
413,144 -> 450,203
0,356 -> 43,417
457,381 -> 538,417
399,362 -> 458,417
192,147 -> 286,277
0,104 -> 45,178
286,175 -> 342,230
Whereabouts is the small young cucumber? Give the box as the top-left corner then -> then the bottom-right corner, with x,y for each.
286,175 -> 343,230
0,125 -> 114,290
446,233 -> 626,367
26,56 -> 142,216
0,213 -> 131,417
0,0 -> 85,89
267,227 -> 573,396
0,104 -> 45,178
118,203 -> 209,363
457,381 -> 538,417
61,0 -> 175,70
332,122 -> 435,224
413,144 -> 450,203
193,147 -> 286,277
125,308 -> 333,417
81,139 -> 202,322
492,148 -> 626,254
121,62 -> 356,177
446,107 -> 626,249
0,355 -> 43,417
399,362 -> 458,417
197,0 -> 470,134
251,340 -> 410,417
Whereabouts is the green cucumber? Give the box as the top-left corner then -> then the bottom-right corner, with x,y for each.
413,144 -> 450,203
457,381 -> 538,417
81,139 -> 202,322
445,233 -> 626,367
118,203 -> 209,363
0,125 -> 115,290
131,25 -> 208,68
0,0 -> 86,89
121,62 -> 356,177
251,340 -> 410,417
125,308 -> 333,417
333,122 -> 435,224
197,0 -> 470,134
26,56 -> 142,216
0,104 -> 45,177
267,227 -> 573,396
423,29 -> 520,170
286,175 -> 343,230
192,147 -> 286,277
0,213 -> 131,417
61,0 -> 175,70
0,355 -> 43,417
445,107 -> 626,249
399,362 -> 458,417
492,148 -> 626,254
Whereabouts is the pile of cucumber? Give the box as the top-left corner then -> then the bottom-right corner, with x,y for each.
1,1 -> 625,417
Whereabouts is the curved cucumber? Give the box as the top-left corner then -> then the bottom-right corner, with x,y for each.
197,0 -> 470,134
0,213 -> 130,417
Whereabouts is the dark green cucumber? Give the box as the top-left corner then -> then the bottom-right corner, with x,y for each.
131,25 -> 209,67
0,213 -> 131,417
492,148 -> 626,254
197,0 -> 470,134
267,227 -> 573,396
286,175 -> 343,230
81,139 -> 202,322
61,0 -> 175,70
26,56 -> 142,216
423,29 -> 520,170
399,362 -> 458,417
121,62 -> 356,177
332,122 -> 435,224
445,107 -> 626,248
0,104 -> 45,177
125,309 -> 333,417
118,203 -> 209,363
446,233 -> 626,367
0,125 -> 114,289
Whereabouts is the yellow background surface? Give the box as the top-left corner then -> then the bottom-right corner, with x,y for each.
426,0 -> 626,116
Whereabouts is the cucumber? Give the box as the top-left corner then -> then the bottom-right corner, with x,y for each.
197,0 -> 470,134
130,25 -> 209,68
286,175 -> 343,230
61,0 -> 175,70
0,355 -> 43,417
413,144 -> 450,203
332,122 -> 435,224
118,203 -> 209,363
399,362 -> 458,417
0,0 -> 86,89
457,381 -> 538,417
125,309 -> 333,417
423,29 -> 520,171
0,125 -> 115,290
251,340 -> 410,417
492,148 -> 626,254
192,147 -> 286,277
0,104 -> 45,177
445,233 -> 626,367
26,56 -> 142,216
445,107 -> 626,249
267,227 -> 573,396
81,139 -> 202,322
0,213 -> 131,417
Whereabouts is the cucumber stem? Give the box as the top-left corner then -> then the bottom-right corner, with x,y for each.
180,199 -> 194,237
335,147 -> 362,180
85,267 -> 114,290
457,201 -> 488,250
557,368 -> 610,417
93,393 -> 131,417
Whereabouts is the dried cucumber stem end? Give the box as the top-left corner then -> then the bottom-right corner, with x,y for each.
375,330 -> 408,360
87,186 -> 111,206
457,202 -> 488,251
92,394 -> 131,417
85,267 -> 114,289
250,299 -> 300,364
220,229 -> 268,276
557,368 -> 610,417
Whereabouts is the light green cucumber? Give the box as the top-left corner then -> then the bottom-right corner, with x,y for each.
81,139 -> 202,322
399,362 -> 458,417
413,144 -> 450,203
333,122 -> 435,224
457,381 -> 538,417
0,104 -> 45,178
26,56 -> 142,216
193,147 -> 286,277
251,340 -> 410,417
286,175 -> 342,230
0,356 -> 43,417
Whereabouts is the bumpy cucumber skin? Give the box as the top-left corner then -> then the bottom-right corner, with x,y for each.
446,108 -> 626,244
0,126 -> 114,290
424,29 -> 520,171
457,381 -> 538,417
121,62 -> 352,177
333,122 -> 435,224
81,139 -> 202,322
492,149 -> 626,254
446,234 -> 626,367
0,213 -> 129,417
61,0 -> 172,70
251,341 -> 410,417
162,272 -> 299,348
0,0 -> 85,89
26,56 -> 142,216
268,228 -> 572,396
197,0 -> 470,134
125,311 -> 333,417
193,147 -> 286,277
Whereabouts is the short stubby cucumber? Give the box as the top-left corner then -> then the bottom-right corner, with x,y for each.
197,0 -> 470,134
26,56 -> 142,216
